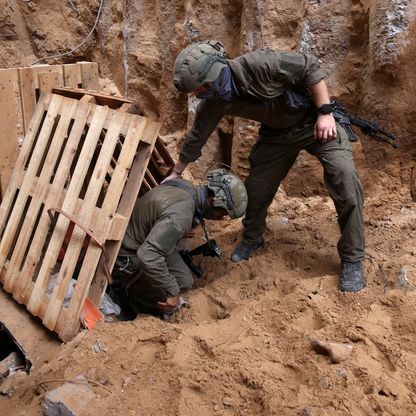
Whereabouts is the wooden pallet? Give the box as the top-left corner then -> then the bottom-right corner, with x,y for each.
0,92 -> 160,341
0,62 -> 99,200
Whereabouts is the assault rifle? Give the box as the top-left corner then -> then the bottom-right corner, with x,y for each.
331,101 -> 398,148
180,239 -> 222,278
283,90 -> 398,148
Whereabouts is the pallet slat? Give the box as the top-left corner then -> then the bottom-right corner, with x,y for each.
0,69 -> 20,201
63,64 -> 80,88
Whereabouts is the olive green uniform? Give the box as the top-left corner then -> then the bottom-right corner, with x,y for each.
179,49 -> 365,262
117,182 -> 196,312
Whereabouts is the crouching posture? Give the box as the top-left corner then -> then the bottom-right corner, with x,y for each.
111,169 -> 247,317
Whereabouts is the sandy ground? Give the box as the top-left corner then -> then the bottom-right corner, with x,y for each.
1,163 -> 415,416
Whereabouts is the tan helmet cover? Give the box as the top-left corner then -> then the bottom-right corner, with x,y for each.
206,169 -> 248,219
173,40 -> 227,93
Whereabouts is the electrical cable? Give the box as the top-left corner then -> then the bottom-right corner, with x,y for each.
30,0 -> 105,66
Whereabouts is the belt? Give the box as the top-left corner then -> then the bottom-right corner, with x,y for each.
259,114 -> 316,137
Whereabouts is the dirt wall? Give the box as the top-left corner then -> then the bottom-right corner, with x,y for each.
1,0 -> 415,197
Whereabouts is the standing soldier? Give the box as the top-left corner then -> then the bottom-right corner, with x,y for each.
166,40 -> 365,292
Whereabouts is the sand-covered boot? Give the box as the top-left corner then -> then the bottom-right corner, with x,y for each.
339,261 -> 366,292
230,241 -> 263,262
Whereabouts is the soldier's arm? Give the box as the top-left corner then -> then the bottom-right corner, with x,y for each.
164,100 -> 224,181
309,80 -> 337,142
275,51 -> 325,86
276,52 -> 337,143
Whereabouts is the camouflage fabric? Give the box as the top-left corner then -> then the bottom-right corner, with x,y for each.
118,181 -> 196,297
179,48 -> 324,163
243,120 -> 365,263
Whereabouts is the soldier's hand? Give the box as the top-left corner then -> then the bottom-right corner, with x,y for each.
157,294 -> 180,312
314,114 -> 337,143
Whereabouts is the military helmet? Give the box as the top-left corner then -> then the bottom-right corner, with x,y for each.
173,40 -> 227,93
206,169 -> 248,219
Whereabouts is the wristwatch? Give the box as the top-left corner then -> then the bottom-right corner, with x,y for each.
317,103 -> 336,114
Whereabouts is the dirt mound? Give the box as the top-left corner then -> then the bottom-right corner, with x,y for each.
1,175 -> 415,415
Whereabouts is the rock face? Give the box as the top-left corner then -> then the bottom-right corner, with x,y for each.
0,3 -> 414,255
1,1 -> 415,185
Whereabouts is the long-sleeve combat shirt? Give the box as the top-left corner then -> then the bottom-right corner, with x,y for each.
119,182 -> 196,297
179,49 -> 325,163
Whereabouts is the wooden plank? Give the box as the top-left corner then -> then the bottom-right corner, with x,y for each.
78,62 -> 99,91
38,71 -> 63,93
63,64 -> 81,88
30,65 -> 63,89
0,69 -> 20,201
22,179 -> 125,240
107,214 -> 129,240
43,108 -> 126,331
18,65 -> 65,134
0,93 -> 50,242
27,104 -> 109,317
17,99 -> 94,303
155,136 -> 175,167
3,97 -> 78,293
52,87 -> 133,108
145,169 -> 158,188
18,67 -> 37,134
80,94 -> 96,104
88,120 -> 160,307
0,94 -> 63,276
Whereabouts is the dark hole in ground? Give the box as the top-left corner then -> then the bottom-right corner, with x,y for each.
0,322 -> 32,381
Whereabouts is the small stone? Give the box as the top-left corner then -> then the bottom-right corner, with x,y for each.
0,372 -> 27,397
302,407 -> 312,416
92,340 -> 103,353
311,339 -> 353,363
213,404 -> 219,411
122,377 -> 132,387
42,380 -> 97,416
319,379 -> 330,389
222,396 -> 234,407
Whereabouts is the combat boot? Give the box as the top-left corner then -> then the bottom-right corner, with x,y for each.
230,240 -> 264,263
339,260 -> 366,292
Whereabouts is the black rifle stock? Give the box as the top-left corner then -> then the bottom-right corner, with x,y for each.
283,90 -> 398,148
332,101 -> 398,148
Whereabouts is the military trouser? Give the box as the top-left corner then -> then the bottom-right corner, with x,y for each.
243,120 -> 365,262
112,250 -> 193,316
